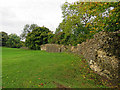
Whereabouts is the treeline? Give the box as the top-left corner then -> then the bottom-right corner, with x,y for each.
0,2 -> 119,49
54,1 -> 119,45
0,32 -> 24,48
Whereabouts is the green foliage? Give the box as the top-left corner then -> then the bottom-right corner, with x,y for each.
50,32 -> 75,45
20,41 -> 25,47
47,32 -> 54,44
25,26 -> 52,50
56,2 -> 92,45
55,1 -> 119,46
6,34 -> 22,48
20,24 -> 39,40
75,2 -> 120,32
50,32 -> 65,44
0,31 -> 8,46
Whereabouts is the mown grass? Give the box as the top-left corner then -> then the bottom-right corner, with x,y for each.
2,47 -> 111,88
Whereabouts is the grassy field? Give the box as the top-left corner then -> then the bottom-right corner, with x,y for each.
2,47 -> 110,88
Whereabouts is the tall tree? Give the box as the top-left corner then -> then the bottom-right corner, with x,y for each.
25,26 -> 52,50
55,1 -> 119,45
6,34 -> 22,48
0,31 -> 8,46
75,2 -> 120,32
20,24 -> 39,40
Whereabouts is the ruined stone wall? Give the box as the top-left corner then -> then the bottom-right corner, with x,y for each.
41,44 -> 66,52
77,30 -> 120,82
40,30 -> 120,82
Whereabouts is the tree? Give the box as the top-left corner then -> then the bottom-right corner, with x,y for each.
0,31 -> 8,46
55,2 -> 91,45
50,32 -> 66,44
56,2 -> 89,34
20,24 -> 39,40
55,1 -> 119,45
25,26 -> 52,50
50,32 -> 78,45
47,32 -> 54,44
75,2 -> 120,32
6,34 -> 22,48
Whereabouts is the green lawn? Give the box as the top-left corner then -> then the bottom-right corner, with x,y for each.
2,47 -> 109,88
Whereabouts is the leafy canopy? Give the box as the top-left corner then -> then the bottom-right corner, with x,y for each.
6,34 -> 22,48
25,26 -> 53,50
20,24 -> 39,40
0,31 -> 8,46
55,1 -> 119,45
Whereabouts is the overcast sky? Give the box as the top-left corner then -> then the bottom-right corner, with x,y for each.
0,0 -> 78,36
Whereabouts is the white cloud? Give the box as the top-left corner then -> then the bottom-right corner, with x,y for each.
0,0 -> 78,36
